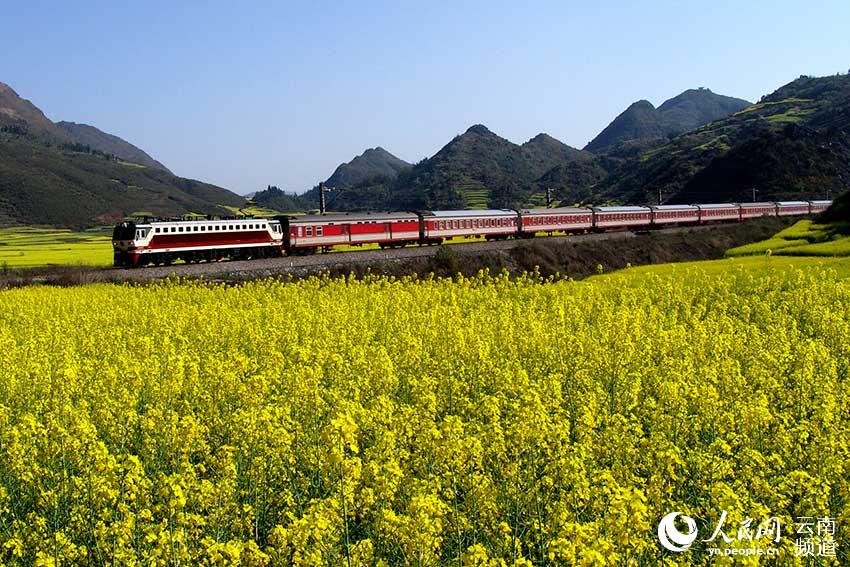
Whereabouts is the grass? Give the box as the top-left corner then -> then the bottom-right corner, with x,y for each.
726,219 -> 850,257
221,205 -> 285,217
731,97 -> 814,116
594,254 -> 850,282
0,227 -> 113,268
775,238 -> 850,256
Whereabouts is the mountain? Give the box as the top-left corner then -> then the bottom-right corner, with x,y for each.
325,147 -> 410,189
597,74 -> 850,204
585,88 -> 751,154
0,81 -> 74,143
57,121 -> 171,173
250,186 -> 309,212
389,125 -> 598,209
671,123 -> 850,204
0,134 -> 245,226
0,80 -> 244,226
521,132 -> 592,173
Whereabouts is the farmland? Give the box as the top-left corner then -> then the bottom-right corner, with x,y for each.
0,227 -> 112,268
0,256 -> 848,565
726,220 -> 850,257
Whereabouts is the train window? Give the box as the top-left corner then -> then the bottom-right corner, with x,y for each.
178,227 -> 184,232
316,226 -> 323,237
306,226 -> 313,236
193,226 -> 198,232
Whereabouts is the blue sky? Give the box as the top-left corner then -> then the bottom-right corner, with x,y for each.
3,1 -> 849,195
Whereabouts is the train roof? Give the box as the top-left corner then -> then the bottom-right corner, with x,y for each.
519,207 -> 592,214
148,217 -> 274,225
809,200 -> 833,205
649,204 -> 699,211
422,209 -> 517,218
737,202 -> 776,207
289,212 -> 418,223
775,201 -> 810,206
590,206 -> 651,212
695,203 -> 740,209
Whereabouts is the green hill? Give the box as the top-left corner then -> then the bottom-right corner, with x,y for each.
585,88 -> 750,154
386,125 -> 597,209
0,81 -> 74,143
671,124 -> 850,204
0,80 -> 245,227
597,74 -> 850,204
325,147 -> 410,189
0,133 -> 244,226
56,121 -> 171,173
250,186 -> 310,213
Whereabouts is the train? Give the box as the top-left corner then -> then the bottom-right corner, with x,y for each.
112,200 -> 832,267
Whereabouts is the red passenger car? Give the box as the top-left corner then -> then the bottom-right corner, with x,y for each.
775,201 -> 812,217
649,205 -> 700,225
697,203 -> 740,223
808,200 -> 832,214
518,207 -> 593,235
591,206 -> 652,230
738,202 -> 777,220
421,210 -> 518,243
280,212 -> 420,253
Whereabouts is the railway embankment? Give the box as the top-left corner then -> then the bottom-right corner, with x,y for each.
0,217 -> 793,288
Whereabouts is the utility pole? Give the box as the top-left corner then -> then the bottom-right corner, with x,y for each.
752,187 -> 757,202
657,188 -> 663,206
319,182 -> 326,215
546,187 -> 552,208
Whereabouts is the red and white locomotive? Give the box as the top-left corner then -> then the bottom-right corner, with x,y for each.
113,218 -> 284,266
113,199 -> 832,267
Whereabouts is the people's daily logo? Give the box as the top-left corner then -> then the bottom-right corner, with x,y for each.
657,512 -> 698,552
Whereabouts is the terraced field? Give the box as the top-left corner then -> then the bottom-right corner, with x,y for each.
726,219 -> 850,257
